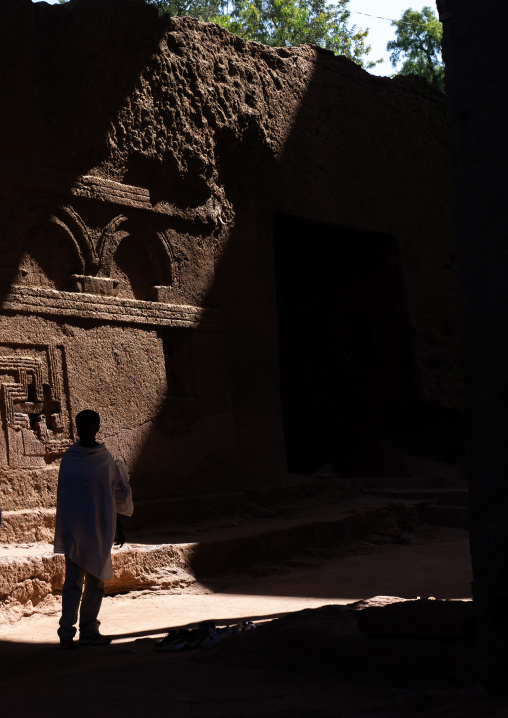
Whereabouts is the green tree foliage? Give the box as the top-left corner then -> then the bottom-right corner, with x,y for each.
387,6 -> 444,92
148,0 -> 224,21
148,0 -> 379,69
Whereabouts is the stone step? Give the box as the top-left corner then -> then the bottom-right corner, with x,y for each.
0,478 -> 469,544
367,489 -> 469,507
0,541 -> 197,622
0,508 -> 55,544
368,489 -> 470,530
418,504 -> 470,530
0,475 -> 356,543
0,499 -> 424,619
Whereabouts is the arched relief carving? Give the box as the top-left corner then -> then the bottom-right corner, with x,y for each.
96,213 -> 131,272
2,195 -> 97,273
2,196 -> 178,304
97,214 -> 175,302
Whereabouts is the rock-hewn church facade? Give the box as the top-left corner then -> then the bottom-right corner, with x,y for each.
0,0 -> 458,536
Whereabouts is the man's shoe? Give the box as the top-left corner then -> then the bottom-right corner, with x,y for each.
59,638 -> 77,649
78,633 -> 111,646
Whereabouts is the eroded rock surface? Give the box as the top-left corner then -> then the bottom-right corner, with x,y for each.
0,1 -> 458,558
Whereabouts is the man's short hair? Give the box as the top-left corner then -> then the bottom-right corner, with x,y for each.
75,409 -> 100,436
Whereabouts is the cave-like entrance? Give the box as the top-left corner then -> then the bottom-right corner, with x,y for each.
274,213 -> 416,476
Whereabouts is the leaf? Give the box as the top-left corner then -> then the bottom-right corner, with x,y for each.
387,5 -> 445,92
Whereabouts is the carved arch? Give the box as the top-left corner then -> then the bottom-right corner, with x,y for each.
97,213 -> 174,287
1,194 -> 97,272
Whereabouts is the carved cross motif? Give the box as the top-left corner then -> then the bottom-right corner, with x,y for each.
0,345 -> 72,468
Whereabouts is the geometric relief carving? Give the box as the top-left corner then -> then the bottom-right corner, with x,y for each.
0,345 -> 72,468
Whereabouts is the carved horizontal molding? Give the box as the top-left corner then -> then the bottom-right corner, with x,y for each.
0,157 -> 219,226
0,286 -> 223,331
0,157 -> 149,206
72,175 -> 153,209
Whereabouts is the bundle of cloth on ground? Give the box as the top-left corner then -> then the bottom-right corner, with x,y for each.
155,620 -> 257,651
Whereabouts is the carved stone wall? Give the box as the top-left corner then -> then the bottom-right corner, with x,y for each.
0,171 -> 235,520
0,0 -> 458,528
3,194 -> 177,301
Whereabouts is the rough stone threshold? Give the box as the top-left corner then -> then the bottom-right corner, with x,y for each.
0,481 -> 469,622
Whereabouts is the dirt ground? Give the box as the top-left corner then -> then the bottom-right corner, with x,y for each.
4,523 -> 506,718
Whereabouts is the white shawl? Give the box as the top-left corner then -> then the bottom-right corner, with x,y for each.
54,442 -> 133,579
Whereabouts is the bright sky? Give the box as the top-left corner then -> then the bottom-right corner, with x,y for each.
347,0 -> 438,75
35,0 -> 438,76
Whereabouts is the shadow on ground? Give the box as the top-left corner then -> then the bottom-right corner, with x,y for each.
1,601 -> 505,718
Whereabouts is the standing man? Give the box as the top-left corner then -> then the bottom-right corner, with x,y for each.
54,409 -> 133,648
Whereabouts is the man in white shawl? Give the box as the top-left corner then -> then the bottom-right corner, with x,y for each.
54,409 -> 133,648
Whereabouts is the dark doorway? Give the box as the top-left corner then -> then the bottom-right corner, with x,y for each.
274,214 -> 416,476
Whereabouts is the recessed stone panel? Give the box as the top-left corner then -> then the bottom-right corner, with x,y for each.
0,344 -> 72,469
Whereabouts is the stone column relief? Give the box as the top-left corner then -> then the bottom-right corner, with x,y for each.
0,344 -> 72,468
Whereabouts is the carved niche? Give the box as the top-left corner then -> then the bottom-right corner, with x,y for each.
2,195 -> 176,302
0,345 -> 72,468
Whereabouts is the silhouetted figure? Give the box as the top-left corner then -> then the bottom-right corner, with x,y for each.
54,410 -> 133,648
